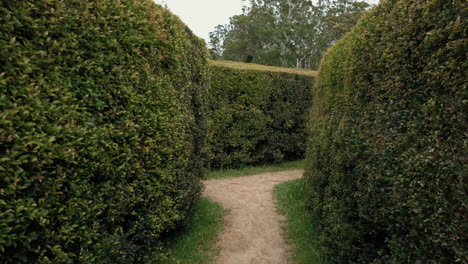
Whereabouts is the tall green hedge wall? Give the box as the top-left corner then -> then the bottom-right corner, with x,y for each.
0,0 -> 208,263
305,0 -> 467,263
208,61 -> 315,168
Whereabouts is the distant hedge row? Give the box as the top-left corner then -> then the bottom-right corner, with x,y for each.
305,0 -> 466,263
208,61 -> 315,168
0,0 -> 208,263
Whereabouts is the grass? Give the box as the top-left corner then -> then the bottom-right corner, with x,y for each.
210,60 -> 318,77
166,160 -> 308,263
274,178 -> 328,264
206,160 -> 304,180
166,198 -> 225,264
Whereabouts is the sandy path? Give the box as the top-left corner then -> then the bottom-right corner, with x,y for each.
203,169 -> 303,264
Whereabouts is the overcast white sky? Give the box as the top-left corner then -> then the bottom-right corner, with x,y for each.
153,0 -> 380,43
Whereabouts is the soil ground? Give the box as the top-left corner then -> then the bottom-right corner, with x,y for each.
203,170 -> 303,264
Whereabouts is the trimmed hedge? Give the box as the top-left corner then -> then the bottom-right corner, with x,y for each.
305,0 -> 467,263
208,61 -> 315,168
0,0 -> 208,263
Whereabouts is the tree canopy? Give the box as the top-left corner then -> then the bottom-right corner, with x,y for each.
209,0 -> 371,69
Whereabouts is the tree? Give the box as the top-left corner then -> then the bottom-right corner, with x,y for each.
209,25 -> 229,59
209,0 -> 371,69
221,5 -> 277,64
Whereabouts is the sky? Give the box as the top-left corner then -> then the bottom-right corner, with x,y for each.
153,0 -> 380,44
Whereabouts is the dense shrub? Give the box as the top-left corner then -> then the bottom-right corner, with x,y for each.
305,0 -> 467,263
0,0 -> 208,263
208,61 -> 315,168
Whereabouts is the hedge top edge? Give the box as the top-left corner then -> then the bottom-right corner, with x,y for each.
210,60 -> 318,77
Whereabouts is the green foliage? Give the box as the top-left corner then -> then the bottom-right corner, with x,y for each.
305,0 -> 467,263
0,0 -> 208,263
209,0 -> 370,69
208,62 -> 314,168
274,178 -> 328,264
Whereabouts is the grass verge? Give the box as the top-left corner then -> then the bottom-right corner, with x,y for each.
206,160 -> 304,180
168,161 -> 305,263
166,198 -> 225,264
274,178 -> 328,264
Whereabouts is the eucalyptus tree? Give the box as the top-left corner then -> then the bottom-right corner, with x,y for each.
209,0 -> 371,69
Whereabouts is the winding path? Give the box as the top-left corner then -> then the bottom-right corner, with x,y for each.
203,170 -> 303,264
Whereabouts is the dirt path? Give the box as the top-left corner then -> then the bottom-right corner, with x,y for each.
203,169 -> 303,264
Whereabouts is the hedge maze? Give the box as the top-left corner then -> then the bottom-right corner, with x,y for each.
304,0 -> 467,262
207,61 -> 315,168
1,0 -> 466,263
0,0 -> 208,262
0,1 -> 314,262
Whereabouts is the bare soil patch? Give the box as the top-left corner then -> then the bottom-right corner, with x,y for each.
203,170 -> 303,264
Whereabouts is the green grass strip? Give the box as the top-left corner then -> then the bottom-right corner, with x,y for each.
206,160 -> 304,180
274,178 -> 328,264
166,198 -> 225,264
168,161 -> 306,263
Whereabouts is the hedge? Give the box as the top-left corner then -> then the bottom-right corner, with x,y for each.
0,0 -> 208,263
305,0 -> 467,263
208,61 -> 316,168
